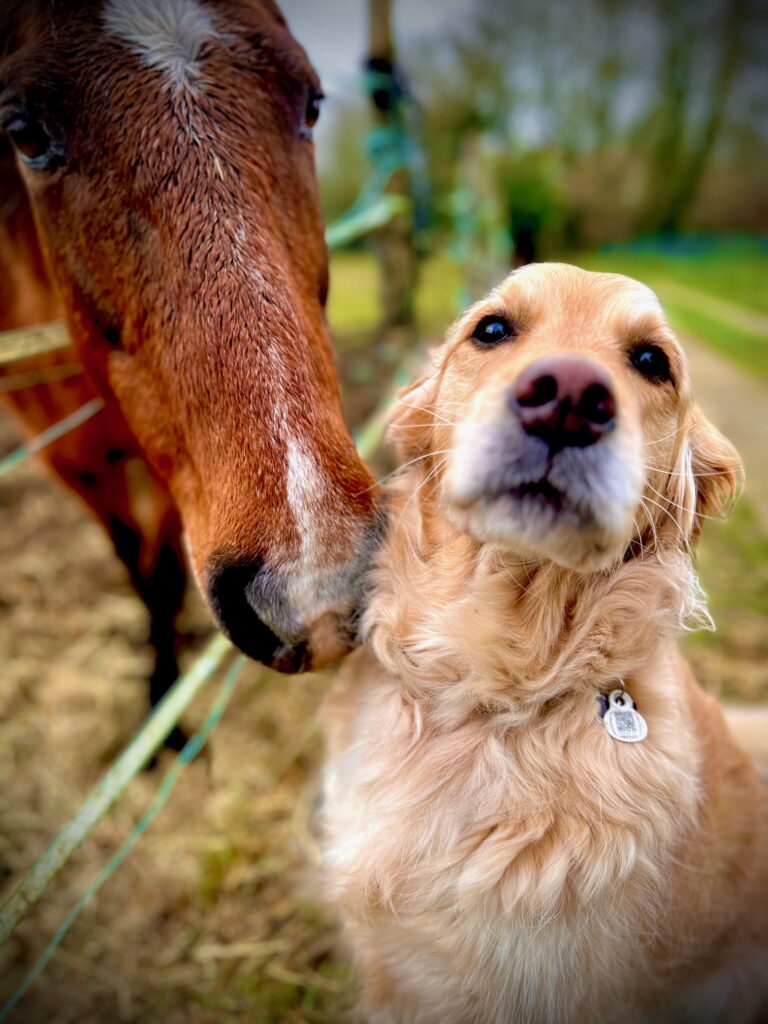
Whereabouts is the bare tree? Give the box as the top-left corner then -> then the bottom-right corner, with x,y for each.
367,0 -> 418,360
639,0 -> 747,233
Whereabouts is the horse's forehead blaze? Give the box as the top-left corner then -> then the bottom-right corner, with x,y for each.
102,0 -> 219,89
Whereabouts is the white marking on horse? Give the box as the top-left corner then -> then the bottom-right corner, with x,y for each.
103,0 -> 218,89
285,436 -> 326,607
283,435 -> 369,636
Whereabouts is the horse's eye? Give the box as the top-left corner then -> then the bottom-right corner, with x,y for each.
630,343 -> 671,383
300,90 -> 324,140
4,115 -> 59,169
472,315 -> 516,348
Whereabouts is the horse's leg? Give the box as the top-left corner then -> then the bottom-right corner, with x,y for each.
105,493 -> 188,751
48,434 -> 190,750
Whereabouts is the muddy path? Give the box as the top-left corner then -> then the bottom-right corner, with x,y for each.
684,334 -> 768,527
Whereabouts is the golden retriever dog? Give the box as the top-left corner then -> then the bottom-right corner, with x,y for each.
321,264 -> 768,1024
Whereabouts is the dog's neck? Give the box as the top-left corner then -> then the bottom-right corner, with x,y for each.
350,472 -> 705,936
365,472 -> 707,724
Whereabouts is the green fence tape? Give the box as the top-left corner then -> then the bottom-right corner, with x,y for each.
0,633 -> 234,946
0,399 -> 104,477
0,655 -> 245,1022
0,324 -> 70,364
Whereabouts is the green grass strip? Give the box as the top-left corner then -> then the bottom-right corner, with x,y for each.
662,301 -> 768,378
352,350 -> 424,457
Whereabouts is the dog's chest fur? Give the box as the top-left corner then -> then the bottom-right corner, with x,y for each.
322,649 -> 705,1022
321,498 -> 767,1022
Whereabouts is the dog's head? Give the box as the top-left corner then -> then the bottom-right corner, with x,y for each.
390,264 -> 741,570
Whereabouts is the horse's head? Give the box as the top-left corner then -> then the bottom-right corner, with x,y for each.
0,0 -> 380,671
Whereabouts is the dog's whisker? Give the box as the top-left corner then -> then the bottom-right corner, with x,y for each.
644,483 -> 722,522
644,458 -> 742,479
395,456 -> 448,524
631,515 -> 649,560
641,495 -> 691,550
381,449 -> 452,481
394,417 -> 461,430
639,499 -> 662,553
353,449 -> 455,497
494,550 -> 541,605
494,551 -> 560,620
644,424 -> 688,446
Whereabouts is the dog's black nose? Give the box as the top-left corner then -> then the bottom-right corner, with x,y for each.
509,356 -> 616,452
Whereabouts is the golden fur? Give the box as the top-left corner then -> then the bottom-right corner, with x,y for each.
322,264 -> 768,1023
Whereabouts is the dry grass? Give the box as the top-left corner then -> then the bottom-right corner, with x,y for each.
0,418 -> 357,1023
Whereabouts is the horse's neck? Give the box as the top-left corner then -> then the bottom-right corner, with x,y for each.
0,138 -> 63,332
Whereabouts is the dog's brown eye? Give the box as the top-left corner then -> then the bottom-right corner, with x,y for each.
631,343 -> 671,383
472,315 -> 515,348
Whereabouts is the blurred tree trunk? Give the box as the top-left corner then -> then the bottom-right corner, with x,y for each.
654,0 -> 743,232
637,19 -> 691,232
367,0 -> 418,365
639,0 -> 744,234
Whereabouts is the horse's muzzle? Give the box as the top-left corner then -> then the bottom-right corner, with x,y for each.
205,555 -> 367,673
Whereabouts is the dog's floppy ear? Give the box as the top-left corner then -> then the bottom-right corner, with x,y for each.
689,407 -> 742,523
666,406 -> 743,543
387,350 -> 443,461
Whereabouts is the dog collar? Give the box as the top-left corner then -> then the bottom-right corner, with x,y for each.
597,684 -> 648,743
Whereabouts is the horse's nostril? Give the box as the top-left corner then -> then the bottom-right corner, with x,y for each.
509,356 -> 617,452
206,558 -> 310,672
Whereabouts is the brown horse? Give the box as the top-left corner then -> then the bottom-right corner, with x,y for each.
0,0 -> 379,742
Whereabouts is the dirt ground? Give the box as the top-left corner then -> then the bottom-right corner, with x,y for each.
0,333 -> 766,1023
0,412 -> 357,1023
678,335 -> 768,701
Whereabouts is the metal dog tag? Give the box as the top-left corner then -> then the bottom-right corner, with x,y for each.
603,689 -> 648,743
